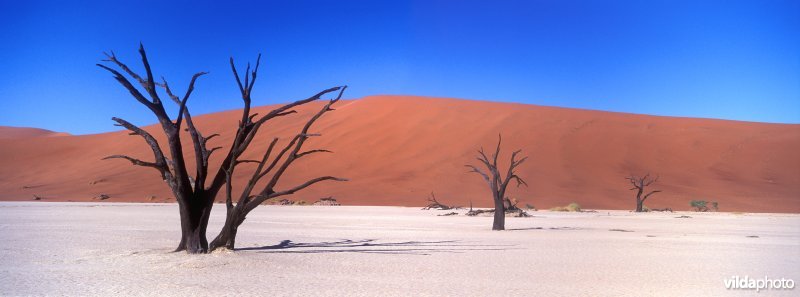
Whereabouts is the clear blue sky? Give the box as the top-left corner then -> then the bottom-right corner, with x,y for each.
1,0 -> 798,134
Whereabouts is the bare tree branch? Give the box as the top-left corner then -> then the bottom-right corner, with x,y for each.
296,149 -> 333,158
96,64 -> 154,109
159,72 -> 209,193
137,43 -> 161,104
246,176 -> 348,212
174,71 -> 208,128
643,190 -> 662,201
492,134 -> 502,168
102,50 -> 147,88
466,165 -> 492,187
102,155 -> 160,169
236,138 -> 280,206
106,117 -> 173,185
230,57 -> 246,96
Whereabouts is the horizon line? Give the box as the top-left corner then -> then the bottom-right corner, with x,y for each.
2,94 -> 798,136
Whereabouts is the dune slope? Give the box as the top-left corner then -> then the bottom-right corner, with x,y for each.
1,96 -> 798,212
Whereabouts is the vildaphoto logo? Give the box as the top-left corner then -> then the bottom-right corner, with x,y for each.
724,276 -> 795,292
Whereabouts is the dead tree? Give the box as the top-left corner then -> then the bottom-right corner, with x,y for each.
98,44 -> 346,253
503,196 -> 521,211
466,134 -> 528,230
422,192 -> 456,210
625,173 -> 661,212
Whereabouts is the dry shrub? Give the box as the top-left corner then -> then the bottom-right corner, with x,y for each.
550,202 -> 581,212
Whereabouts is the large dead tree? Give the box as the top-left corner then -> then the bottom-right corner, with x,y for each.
98,44 -> 346,253
625,173 -> 661,212
466,135 -> 528,230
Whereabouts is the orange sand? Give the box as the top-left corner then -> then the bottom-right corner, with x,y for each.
1,96 -> 798,212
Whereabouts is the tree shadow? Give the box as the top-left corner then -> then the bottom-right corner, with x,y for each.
508,226 -> 585,231
507,227 -> 544,231
237,239 -> 515,255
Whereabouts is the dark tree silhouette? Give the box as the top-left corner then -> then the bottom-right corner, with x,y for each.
625,173 -> 661,212
98,44 -> 346,253
466,135 -> 528,230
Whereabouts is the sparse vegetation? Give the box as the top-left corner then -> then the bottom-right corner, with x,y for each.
650,207 -> 674,212
690,200 -> 718,212
312,197 -> 341,206
525,203 -> 536,210
550,202 -> 581,212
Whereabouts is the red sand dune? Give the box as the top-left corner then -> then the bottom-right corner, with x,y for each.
1,96 -> 798,212
0,126 -> 69,138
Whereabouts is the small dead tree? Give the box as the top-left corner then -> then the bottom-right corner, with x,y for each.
625,173 -> 661,212
422,192 -> 457,210
466,135 -> 528,230
98,44 -> 346,253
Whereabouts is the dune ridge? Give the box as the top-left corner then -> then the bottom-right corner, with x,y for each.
0,126 -> 69,138
1,95 -> 798,212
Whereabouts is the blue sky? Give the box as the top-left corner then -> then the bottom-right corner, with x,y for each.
1,0 -> 798,134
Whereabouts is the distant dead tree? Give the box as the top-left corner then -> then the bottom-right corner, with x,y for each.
422,192 -> 458,210
625,173 -> 661,212
466,135 -> 528,230
98,44 -> 346,253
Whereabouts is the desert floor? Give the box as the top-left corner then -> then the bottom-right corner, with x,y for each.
1,202 -> 798,296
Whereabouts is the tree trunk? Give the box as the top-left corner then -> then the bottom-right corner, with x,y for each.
634,188 -> 644,212
176,201 -> 211,253
209,209 -> 245,251
209,223 -> 238,251
492,196 -> 505,230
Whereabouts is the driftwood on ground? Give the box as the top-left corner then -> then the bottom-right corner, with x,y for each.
650,208 -> 673,212
465,200 -> 530,217
422,192 -> 461,210
312,197 -> 341,206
